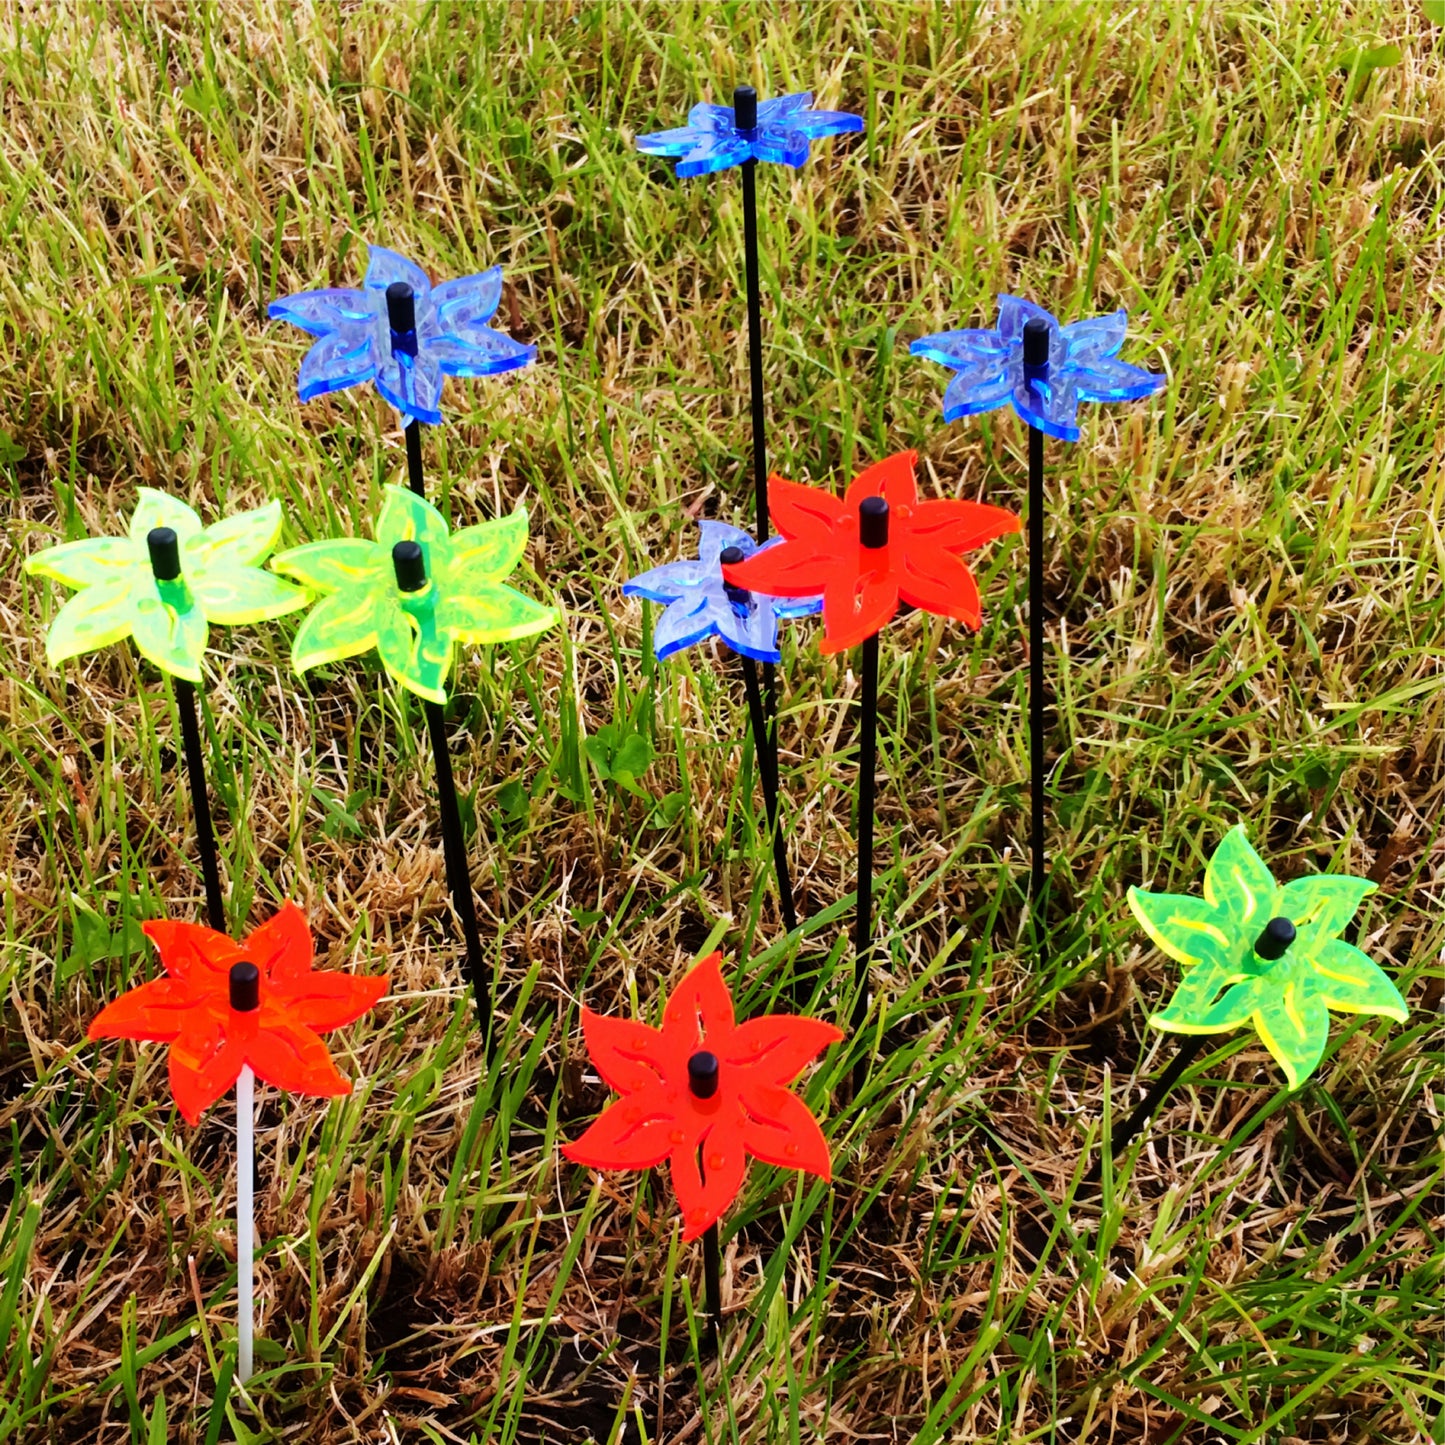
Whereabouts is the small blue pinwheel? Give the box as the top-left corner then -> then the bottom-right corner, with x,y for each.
911,296 -> 1164,443
268,245 -> 535,425
637,91 -> 863,178
624,521 -> 820,664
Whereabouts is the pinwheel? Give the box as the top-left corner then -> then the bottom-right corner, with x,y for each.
562,951 -> 841,1348
23,491 -> 308,931
624,520 -> 820,929
724,451 -> 1018,1076
1098,825 -> 1408,1172
89,903 -> 388,1383
272,484 -> 556,1040
912,297 -> 1164,953
635,86 -> 863,929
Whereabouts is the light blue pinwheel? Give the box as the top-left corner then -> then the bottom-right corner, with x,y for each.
268,245 -> 535,425
911,296 -> 1164,443
637,91 -> 863,178
624,521 -> 820,664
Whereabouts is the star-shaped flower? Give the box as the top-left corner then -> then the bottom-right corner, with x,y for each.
271,484 -> 557,704
720,450 -> 1020,654
910,295 -> 1164,443
562,952 -> 842,1241
23,490 -> 308,681
268,244 -> 535,425
89,903 -> 388,1125
623,520 -> 821,664
636,91 -> 863,178
1129,825 -> 1409,1091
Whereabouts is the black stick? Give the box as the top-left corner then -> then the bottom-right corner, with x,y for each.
148,527 -> 226,933
688,1051 -> 723,1355
736,85 -> 768,543
1086,1033 -> 1208,1183
386,280 -> 428,500
1023,318 -> 1050,951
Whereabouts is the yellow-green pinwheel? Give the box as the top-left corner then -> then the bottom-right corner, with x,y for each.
271,484 -> 557,704
1128,825 -> 1408,1090
24,490 -> 308,680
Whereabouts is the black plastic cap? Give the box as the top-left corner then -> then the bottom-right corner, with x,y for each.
688,1049 -> 720,1099
719,545 -> 746,566
733,85 -> 758,130
859,495 -> 890,548
1022,317 -> 1050,372
385,281 -> 416,332
147,527 -> 181,582
1254,916 -> 1296,961
229,961 -> 260,1012
392,539 -> 427,592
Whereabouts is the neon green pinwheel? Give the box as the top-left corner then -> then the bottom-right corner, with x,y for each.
271,484 -> 557,704
23,490 -> 308,681
1128,825 -> 1408,1090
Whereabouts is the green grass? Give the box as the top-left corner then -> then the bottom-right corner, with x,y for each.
1,1 -> 1442,1440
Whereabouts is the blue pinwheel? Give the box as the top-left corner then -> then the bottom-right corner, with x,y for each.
911,296 -> 1164,443
268,245 -> 535,425
637,91 -> 863,178
624,521 -> 820,664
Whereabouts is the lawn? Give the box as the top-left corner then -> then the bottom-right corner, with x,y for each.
1,2 -> 1442,1441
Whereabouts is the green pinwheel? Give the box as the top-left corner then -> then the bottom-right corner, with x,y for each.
24,489 -> 308,680
271,484 -> 557,703
1128,825 -> 1408,1090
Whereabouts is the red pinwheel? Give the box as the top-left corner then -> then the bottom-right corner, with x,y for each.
562,952 -> 842,1241
721,449 -> 1020,653
89,903 -> 388,1125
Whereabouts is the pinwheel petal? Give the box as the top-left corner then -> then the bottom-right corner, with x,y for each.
757,92 -> 813,121
909,328 -> 1010,368
662,952 -> 736,1052
428,327 -> 536,378
267,287 -> 375,337
941,365 -> 1014,422
43,579 -> 135,665
1126,887 -> 1240,975
723,538 -> 828,603
429,267 -> 503,328
375,351 -> 444,425
88,977 -> 197,1043
562,1083 -> 686,1171
297,327 -> 378,402
190,566 -> 308,625
715,594 -> 784,664
142,918 -> 243,981
283,973 -> 390,1033
723,1015 -> 844,1084
844,450 -> 919,511
696,520 -> 756,570
751,124 -> 812,168
896,543 -> 982,627
247,1015 -> 352,1098
675,134 -> 754,178
819,568 -> 899,654
739,1082 -> 832,1178
787,108 -> 864,140
766,475 -> 847,541
1202,825 -> 1279,932
1249,961 -> 1331,1092
186,500 -> 285,572
170,1021 -> 244,1126
996,295 -> 1063,352
651,594 -> 716,660
437,584 -> 557,645
376,483 -> 451,552
290,588 -> 382,672
128,582 -> 207,680
636,124 -> 710,157
130,489 -> 204,545
623,560 -> 698,605
363,244 -> 432,298
377,605 -> 450,703
686,102 -> 737,131
1071,355 -> 1164,403
1307,940 -> 1408,1021
580,1008 -> 670,1095
1011,372 -> 1082,442
447,508 -> 529,581
1060,309 -> 1128,365
25,536 -> 138,589
271,538 -> 387,595
1280,875 -> 1377,950
672,1105 -> 749,1241
242,901 -> 314,985
906,499 -> 1021,553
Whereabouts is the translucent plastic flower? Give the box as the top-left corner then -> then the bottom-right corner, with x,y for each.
722,451 -> 1020,654
268,244 -> 535,425
23,490 -> 308,681
89,903 -> 388,1125
1129,825 -> 1408,1090
623,520 -> 821,664
271,484 -> 557,704
562,952 -> 842,1241
910,296 -> 1164,443
637,91 -> 863,178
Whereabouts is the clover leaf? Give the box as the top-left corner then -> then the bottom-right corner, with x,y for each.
1128,824 -> 1408,1090
24,490 -> 309,681
271,484 -> 557,704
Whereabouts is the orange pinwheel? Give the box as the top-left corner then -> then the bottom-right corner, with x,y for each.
89,903 -> 387,1125
562,953 -> 842,1240
721,449 -> 1020,653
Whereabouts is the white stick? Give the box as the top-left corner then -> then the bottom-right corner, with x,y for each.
237,1064 -> 254,1385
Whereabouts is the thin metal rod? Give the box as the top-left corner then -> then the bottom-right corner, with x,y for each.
851,631 -> 880,1087
423,699 -> 491,1048
1028,422 -> 1047,947
741,157 -> 767,542
741,654 -> 797,932
702,1220 -> 722,1356
236,1064 -> 255,1385
1087,1033 -> 1210,1183
404,418 -> 425,497
175,677 -> 225,933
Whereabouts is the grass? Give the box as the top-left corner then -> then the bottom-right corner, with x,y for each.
1,0 -> 1442,1440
